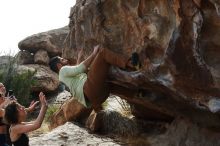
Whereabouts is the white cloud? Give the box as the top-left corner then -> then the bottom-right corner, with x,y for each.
0,0 -> 75,55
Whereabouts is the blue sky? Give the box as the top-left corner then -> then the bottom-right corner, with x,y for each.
0,0 -> 75,55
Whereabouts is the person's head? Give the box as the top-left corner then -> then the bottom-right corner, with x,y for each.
49,56 -> 68,73
0,82 -> 6,97
4,101 -> 27,124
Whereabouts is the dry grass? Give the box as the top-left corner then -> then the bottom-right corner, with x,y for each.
27,104 -> 60,138
105,95 -> 132,117
28,121 -> 50,138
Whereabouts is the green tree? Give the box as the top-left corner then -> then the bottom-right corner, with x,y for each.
11,70 -> 37,106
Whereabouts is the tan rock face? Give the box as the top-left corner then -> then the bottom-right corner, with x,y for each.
62,98 -> 91,121
50,98 -> 92,129
62,0 -> 220,129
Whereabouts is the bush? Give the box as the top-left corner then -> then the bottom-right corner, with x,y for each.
0,55 -> 15,90
0,55 -> 37,106
114,96 -> 132,116
11,70 -> 37,106
45,104 -> 60,122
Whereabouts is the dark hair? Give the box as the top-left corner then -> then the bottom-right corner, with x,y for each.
4,101 -> 19,124
49,56 -> 60,73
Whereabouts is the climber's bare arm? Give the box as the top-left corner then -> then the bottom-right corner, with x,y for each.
81,45 -> 100,69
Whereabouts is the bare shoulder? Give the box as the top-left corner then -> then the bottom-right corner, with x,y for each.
10,124 -> 24,141
11,123 -> 26,133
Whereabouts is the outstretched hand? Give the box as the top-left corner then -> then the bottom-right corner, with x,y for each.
82,45 -> 101,69
27,100 -> 39,113
93,45 -> 100,55
39,92 -> 48,107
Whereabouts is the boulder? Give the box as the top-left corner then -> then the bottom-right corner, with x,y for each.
34,49 -> 50,65
30,122 -> 120,146
54,90 -> 72,105
85,110 -> 103,133
62,98 -> 91,122
16,64 -> 59,92
18,26 -> 69,57
30,114 -> 220,146
16,50 -> 34,65
62,0 -> 220,130
150,118 -> 220,146
50,98 -> 91,129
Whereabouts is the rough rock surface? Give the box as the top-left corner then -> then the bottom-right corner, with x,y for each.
30,122 -> 120,146
54,90 -> 72,104
31,111 -> 220,146
18,26 -> 69,57
50,98 -> 91,129
150,118 -> 220,146
61,0 -> 220,130
34,49 -> 50,65
16,64 -> 59,92
15,50 -> 34,65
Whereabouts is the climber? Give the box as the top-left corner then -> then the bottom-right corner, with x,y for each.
49,45 -> 137,112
